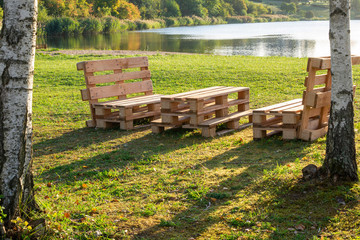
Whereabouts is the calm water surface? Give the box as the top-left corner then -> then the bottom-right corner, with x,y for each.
43,20 -> 360,57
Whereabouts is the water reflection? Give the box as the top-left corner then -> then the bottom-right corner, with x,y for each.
43,21 -> 360,57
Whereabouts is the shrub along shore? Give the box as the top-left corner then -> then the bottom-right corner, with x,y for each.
43,14 -> 291,36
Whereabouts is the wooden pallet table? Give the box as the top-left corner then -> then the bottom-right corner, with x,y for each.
151,86 -> 252,137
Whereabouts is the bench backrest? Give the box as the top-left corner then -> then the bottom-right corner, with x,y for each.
299,55 -> 360,140
77,56 -> 153,102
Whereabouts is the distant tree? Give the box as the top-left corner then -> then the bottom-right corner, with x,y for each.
162,0 -> 181,17
65,0 -> 92,17
42,0 -> 67,17
176,0 -> 208,17
226,0 -> 248,15
113,0 -> 140,19
93,0 -> 140,19
129,0 -> 161,19
280,2 -> 297,14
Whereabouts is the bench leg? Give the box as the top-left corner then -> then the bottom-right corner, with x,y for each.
86,120 -> 96,128
120,120 -> 134,130
96,119 -> 118,129
202,127 -> 216,137
253,129 -> 267,139
282,129 -> 297,140
226,119 -> 239,129
151,125 -> 165,134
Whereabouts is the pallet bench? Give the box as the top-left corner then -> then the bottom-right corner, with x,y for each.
151,86 -> 252,137
78,57 -> 163,129
253,56 -> 360,141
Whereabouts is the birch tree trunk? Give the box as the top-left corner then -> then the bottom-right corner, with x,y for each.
322,0 -> 358,181
0,0 -> 38,226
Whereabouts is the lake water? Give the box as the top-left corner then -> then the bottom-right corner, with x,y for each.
43,20 -> 360,57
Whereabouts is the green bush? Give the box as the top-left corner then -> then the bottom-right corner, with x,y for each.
210,17 -> 227,24
104,16 -> 128,33
134,19 -> 165,30
305,10 -> 314,19
164,17 -> 180,27
45,17 -> 81,35
123,20 -> 138,30
80,17 -> 104,34
226,16 -> 254,23
183,16 -> 194,25
192,15 -> 207,25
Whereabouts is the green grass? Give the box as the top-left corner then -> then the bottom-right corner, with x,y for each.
31,52 -> 360,239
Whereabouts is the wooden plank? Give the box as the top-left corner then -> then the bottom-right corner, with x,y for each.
124,111 -> 161,121
161,86 -> 222,100
253,116 -> 282,127
77,62 -> 85,71
184,87 -> 249,100
83,57 -> 148,72
253,99 -> 302,113
89,80 -> 153,100
282,113 -> 301,124
268,101 -> 303,113
352,56 -> 360,65
87,70 -> 151,84
121,80 -> 153,96
309,56 -> 360,70
305,91 -> 331,108
198,110 -> 252,127
282,105 -> 303,113
304,74 -> 328,87
80,89 -> 90,101
93,94 -> 162,108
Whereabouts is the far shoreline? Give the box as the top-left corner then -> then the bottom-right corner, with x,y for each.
37,49 -> 200,56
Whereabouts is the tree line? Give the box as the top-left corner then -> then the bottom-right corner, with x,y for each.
2,0 -> 272,20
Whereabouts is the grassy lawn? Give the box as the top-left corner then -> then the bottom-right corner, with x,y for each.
32,53 -> 360,239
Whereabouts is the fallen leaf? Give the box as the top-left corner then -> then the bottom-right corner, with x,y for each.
75,200 -> 79,205
295,224 -> 305,231
64,212 -> 71,219
47,183 -> 52,188
44,196 -> 49,199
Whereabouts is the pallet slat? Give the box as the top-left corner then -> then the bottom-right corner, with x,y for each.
88,70 -> 151,84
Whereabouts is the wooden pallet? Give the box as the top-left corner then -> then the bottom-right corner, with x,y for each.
253,55 -> 360,141
78,57 -> 163,130
253,99 -> 302,140
152,86 -> 252,137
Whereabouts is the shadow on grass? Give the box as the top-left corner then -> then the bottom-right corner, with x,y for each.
33,127 -> 136,158
35,127 -> 210,182
132,138 -> 358,240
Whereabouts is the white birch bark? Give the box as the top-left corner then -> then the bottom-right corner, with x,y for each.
323,0 -> 358,181
0,0 -> 38,224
